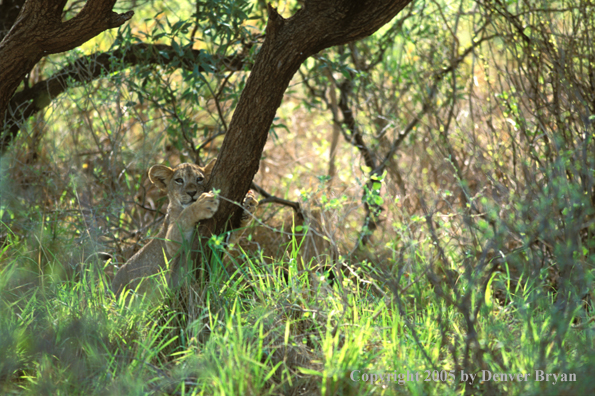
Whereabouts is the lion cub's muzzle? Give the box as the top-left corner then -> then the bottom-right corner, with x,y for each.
181,190 -> 201,207
187,190 -> 198,199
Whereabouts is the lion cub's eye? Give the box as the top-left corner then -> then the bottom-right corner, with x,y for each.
174,178 -> 184,184
197,176 -> 204,183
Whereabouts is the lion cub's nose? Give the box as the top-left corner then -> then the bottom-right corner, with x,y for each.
187,191 -> 197,199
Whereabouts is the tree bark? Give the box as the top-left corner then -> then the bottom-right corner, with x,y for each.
203,0 -> 412,236
0,0 -> 133,139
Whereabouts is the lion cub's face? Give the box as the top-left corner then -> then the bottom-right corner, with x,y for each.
148,159 -> 216,208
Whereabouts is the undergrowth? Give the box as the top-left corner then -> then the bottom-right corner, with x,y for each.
1,219 -> 594,396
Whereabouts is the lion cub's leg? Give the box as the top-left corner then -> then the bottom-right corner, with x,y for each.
165,191 -> 219,256
227,190 -> 259,245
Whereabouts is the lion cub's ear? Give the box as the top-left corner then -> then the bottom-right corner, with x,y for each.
148,165 -> 174,191
203,158 -> 217,177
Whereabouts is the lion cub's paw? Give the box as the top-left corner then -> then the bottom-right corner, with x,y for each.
194,191 -> 220,220
240,190 -> 259,227
243,190 -> 259,213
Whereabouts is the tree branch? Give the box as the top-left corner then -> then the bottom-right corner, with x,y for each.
250,181 -> 302,215
374,33 -> 496,176
2,43 -> 249,152
0,0 -> 133,144
337,76 -> 381,250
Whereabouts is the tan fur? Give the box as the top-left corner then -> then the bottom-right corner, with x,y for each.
111,160 -> 219,296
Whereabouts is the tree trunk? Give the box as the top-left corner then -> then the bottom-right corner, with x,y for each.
0,0 -> 133,142
203,0 -> 412,235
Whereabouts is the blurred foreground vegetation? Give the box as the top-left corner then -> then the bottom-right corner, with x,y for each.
1,0 -> 595,394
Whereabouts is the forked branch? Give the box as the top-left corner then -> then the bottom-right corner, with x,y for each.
203,0 -> 413,238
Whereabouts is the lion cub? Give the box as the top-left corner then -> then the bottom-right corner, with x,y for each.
111,159 -> 257,296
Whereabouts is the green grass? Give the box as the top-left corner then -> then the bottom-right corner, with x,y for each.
1,225 -> 595,396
